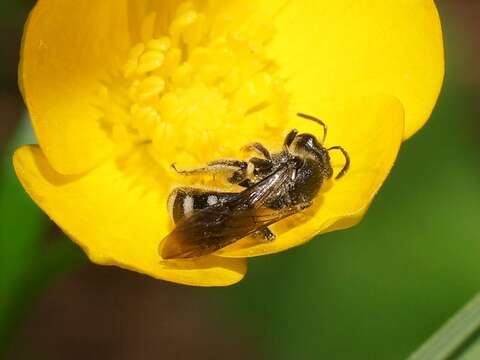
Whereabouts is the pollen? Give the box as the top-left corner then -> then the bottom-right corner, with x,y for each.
99,1 -> 290,171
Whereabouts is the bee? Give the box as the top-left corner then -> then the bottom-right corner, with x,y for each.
160,113 -> 350,259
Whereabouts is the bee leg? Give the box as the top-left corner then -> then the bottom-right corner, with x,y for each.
249,157 -> 273,177
242,142 -> 272,160
172,160 -> 248,176
284,129 -> 298,148
229,173 -> 255,187
229,157 -> 273,187
228,169 -> 254,187
254,227 -> 276,242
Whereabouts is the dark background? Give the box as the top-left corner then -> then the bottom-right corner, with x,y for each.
1,1 -> 479,359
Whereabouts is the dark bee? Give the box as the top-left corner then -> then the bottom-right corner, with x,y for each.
160,113 -> 350,259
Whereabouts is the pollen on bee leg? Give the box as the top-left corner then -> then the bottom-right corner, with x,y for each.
97,0 -> 291,168
247,162 -> 255,177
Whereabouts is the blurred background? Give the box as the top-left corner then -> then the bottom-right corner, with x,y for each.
1,1 -> 479,359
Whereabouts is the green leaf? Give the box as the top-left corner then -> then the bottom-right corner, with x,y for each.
0,114 -> 46,340
457,338 -> 480,360
407,293 -> 480,360
0,113 -> 85,355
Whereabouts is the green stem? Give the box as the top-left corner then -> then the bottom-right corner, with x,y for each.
407,292 -> 480,360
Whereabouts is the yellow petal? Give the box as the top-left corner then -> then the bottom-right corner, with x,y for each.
17,1 -> 434,275
13,145 -> 246,286
264,0 -> 443,139
21,0 -> 442,177
20,1 -> 132,174
218,95 -> 404,257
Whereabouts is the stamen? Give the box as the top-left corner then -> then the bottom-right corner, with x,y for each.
99,1 -> 290,171
137,50 -> 165,75
137,76 -> 166,102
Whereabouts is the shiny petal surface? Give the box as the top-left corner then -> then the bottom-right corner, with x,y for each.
265,0 -> 443,139
13,145 -> 246,286
219,95 -> 404,257
17,0 -> 444,284
20,0 -> 131,174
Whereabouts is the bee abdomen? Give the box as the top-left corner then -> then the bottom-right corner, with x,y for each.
167,187 -> 237,223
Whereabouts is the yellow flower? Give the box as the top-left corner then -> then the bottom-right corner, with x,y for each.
14,0 -> 444,286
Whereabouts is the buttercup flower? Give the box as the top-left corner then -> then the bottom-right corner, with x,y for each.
14,1 -> 444,286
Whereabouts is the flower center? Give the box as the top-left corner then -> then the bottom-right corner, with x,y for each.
99,1 -> 290,169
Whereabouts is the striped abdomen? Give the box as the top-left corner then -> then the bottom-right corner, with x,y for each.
167,187 -> 238,223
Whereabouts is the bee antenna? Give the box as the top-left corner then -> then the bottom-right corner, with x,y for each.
297,113 -> 327,143
327,146 -> 350,179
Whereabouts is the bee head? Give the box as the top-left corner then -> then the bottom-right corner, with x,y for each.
290,133 -> 333,179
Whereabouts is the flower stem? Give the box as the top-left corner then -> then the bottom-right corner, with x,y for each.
407,292 -> 480,360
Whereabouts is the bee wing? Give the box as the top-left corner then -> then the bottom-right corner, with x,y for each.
160,204 -> 302,259
160,165 -> 300,259
235,163 -> 293,209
